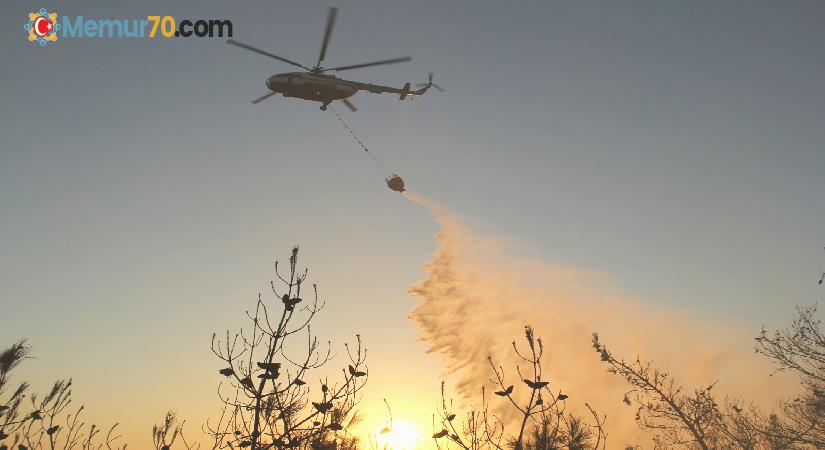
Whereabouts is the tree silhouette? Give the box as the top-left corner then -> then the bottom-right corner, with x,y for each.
207,247 -> 368,450
592,333 -> 719,450
593,303 -> 824,449
737,304 -> 824,448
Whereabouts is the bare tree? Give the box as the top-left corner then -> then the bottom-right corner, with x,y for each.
755,304 -> 823,387
207,247 -> 368,450
432,326 -> 605,450
592,333 -> 720,450
0,340 -> 126,450
734,304 -> 824,448
593,303 -> 824,449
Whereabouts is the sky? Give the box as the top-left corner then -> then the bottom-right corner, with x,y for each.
2,0 -> 825,447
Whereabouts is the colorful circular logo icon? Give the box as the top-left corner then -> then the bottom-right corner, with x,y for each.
25,8 -> 60,46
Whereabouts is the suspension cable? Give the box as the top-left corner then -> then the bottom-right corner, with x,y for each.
329,105 -> 392,177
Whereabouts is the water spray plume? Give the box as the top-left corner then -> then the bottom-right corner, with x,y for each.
402,192 -> 797,447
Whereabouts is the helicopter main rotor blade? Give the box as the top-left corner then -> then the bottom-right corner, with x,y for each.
317,7 -> 338,68
227,39 -> 311,70
341,98 -> 357,112
328,56 -> 412,72
251,92 -> 277,104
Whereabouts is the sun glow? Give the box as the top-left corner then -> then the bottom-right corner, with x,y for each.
375,420 -> 422,450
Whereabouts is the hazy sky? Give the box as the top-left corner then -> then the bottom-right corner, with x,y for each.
2,0 -> 824,447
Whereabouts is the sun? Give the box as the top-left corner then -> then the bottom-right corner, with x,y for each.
375,420 -> 422,449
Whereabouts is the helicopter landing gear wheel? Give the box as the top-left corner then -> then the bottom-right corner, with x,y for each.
320,102 -> 330,111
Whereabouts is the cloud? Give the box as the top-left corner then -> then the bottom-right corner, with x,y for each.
403,192 -> 797,447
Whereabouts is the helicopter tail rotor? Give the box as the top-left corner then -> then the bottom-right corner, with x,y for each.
415,73 -> 445,93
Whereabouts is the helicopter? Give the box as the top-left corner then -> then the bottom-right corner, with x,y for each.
227,7 -> 443,111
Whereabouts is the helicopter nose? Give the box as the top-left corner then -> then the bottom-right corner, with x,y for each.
267,76 -> 286,91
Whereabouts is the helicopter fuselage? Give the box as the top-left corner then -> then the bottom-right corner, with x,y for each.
264,71 -> 430,110
267,72 -> 357,106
